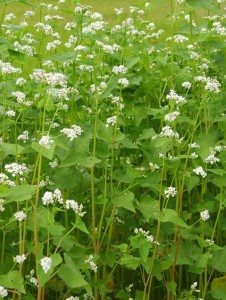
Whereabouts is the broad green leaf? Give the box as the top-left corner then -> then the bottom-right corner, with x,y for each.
130,107 -> 147,127
211,276 -> 226,300
130,235 -> 151,262
138,194 -> 159,220
209,246 -> 226,272
112,191 -> 135,212
120,254 -> 140,270
138,128 -> 156,140
196,127 -> 219,160
101,75 -> 118,98
72,218 -> 90,235
58,261 -> 87,288
0,142 -> 24,157
5,184 -> 37,203
31,141 -> 55,160
99,252 -> 116,267
185,174 -> 199,193
159,209 -> 189,228
0,271 -> 25,293
61,153 -> 101,168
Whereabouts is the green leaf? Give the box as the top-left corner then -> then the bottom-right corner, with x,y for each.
61,153 -> 101,168
112,191 -> 135,212
31,141 -> 55,160
101,75 -> 118,98
99,252 -> 116,268
120,254 -> 140,270
58,258 -> 87,288
5,184 -> 37,203
138,128 -> 156,140
0,142 -> 24,157
185,174 -> 199,193
211,276 -> 226,300
138,194 -> 159,220
159,209 -> 189,228
73,218 -> 90,235
210,246 -> 226,272
0,271 -> 25,293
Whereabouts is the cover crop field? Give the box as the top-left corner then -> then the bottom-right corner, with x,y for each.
0,0 -> 225,300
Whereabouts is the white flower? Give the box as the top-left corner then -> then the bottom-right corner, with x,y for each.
164,111 -> 180,123
200,210 -> 210,221
0,285 -> 8,298
5,163 -> 29,177
66,297 -> 80,300
60,125 -> 83,141
6,109 -> 16,117
39,136 -> 54,149
40,257 -> 52,273
164,187 -> 177,199
205,154 -> 220,165
16,77 -> 26,86
191,282 -> 200,292
118,78 -> 129,87
85,255 -> 98,272
112,65 -> 128,75
14,254 -> 27,264
106,116 -> 117,127
182,81 -> 191,89
193,166 -> 207,178
166,89 -> 187,105
0,199 -> 5,212
134,228 -> 154,243
14,211 -> 27,222
65,200 -> 85,216
49,159 -> 58,169
18,131 -> 29,142
42,191 -> 54,205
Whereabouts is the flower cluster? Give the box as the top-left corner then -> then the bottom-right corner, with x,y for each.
134,228 -> 154,242
84,255 -> 98,273
60,125 -> 83,141
164,187 -> 177,199
40,257 -> 52,273
42,188 -> 63,205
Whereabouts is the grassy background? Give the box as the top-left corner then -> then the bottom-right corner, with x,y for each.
1,0 -> 170,28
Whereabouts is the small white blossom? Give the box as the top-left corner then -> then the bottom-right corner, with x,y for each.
42,191 -> 54,205
205,154 -> 220,165
40,257 -> 52,273
193,166 -> 207,178
0,199 -> 5,212
14,211 -> 27,222
182,81 -> 191,89
164,187 -> 177,199
65,200 -> 85,216
49,159 -> 58,169
0,285 -> 8,298
118,78 -> 129,87
14,254 -> 27,264
66,297 -> 80,300
39,135 -> 54,149
164,111 -> 180,123
112,65 -> 128,75
106,116 -> 117,127
200,210 -> 210,221
5,163 -> 29,177
17,131 -> 29,142
6,109 -> 16,117
60,125 -> 83,141
85,255 -> 98,273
